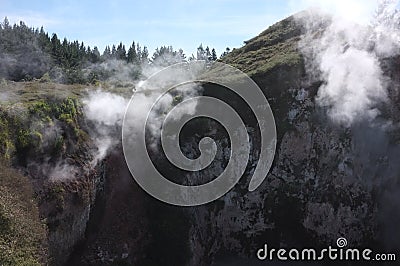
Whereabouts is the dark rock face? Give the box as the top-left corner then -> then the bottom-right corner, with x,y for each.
61,15 -> 400,266
65,148 -> 151,266
42,167 -> 104,266
184,16 -> 400,266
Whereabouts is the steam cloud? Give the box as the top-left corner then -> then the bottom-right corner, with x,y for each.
295,0 -> 400,249
83,90 -> 129,164
82,64 -> 201,164
83,59 -> 140,86
296,0 -> 400,126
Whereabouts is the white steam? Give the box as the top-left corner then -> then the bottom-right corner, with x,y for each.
290,0 -> 379,24
83,90 -> 129,164
133,78 -> 202,151
81,61 -> 203,166
84,59 -> 140,86
84,90 -> 127,126
316,43 -> 386,124
49,162 -> 79,181
296,0 -> 400,126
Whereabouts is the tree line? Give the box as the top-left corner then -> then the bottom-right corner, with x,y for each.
0,17 -> 230,84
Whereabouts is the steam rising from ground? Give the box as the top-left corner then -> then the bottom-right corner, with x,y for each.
83,59 -> 140,86
83,90 -> 129,164
82,69 -> 201,165
295,0 -> 400,249
296,0 -> 400,126
84,90 -> 127,127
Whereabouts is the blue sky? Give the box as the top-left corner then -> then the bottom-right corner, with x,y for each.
0,0 -> 386,57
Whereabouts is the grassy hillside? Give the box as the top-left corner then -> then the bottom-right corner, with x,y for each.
0,81 -> 95,265
0,160 -> 48,265
220,15 -> 303,78
220,15 -> 313,145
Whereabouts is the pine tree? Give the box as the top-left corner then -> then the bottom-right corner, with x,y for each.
136,43 -> 142,61
50,33 -> 62,64
211,48 -> 217,61
116,42 -> 126,60
197,44 -> 206,60
78,42 -> 86,59
141,46 -> 149,64
38,27 -> 51,53
205,46 -> 211,60
103,46 -> 111,60
91,46 -> 101,63
127,41 -> 138,64
2,17 -> 10,29
111,44 -> 117,59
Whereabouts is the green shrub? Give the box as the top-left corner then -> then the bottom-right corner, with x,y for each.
28,101 -> 52,121
52,136 -> 64,156
39,72 -> 51,83
16,129 -> 32,149
0,115 -> 15,159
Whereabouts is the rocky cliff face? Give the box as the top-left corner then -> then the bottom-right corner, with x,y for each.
0,85 -> 109,265
186,14 -> 400,265
39,163 -> 105,266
